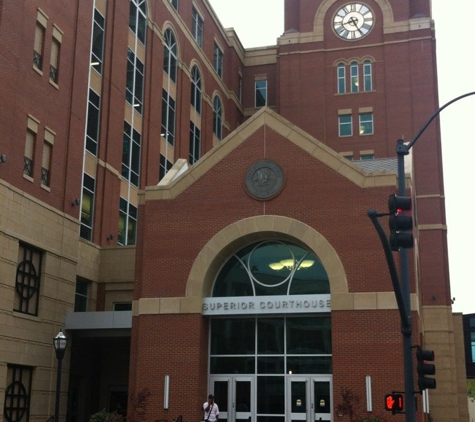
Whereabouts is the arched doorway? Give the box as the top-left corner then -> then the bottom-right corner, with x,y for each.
204,241 -> 333,422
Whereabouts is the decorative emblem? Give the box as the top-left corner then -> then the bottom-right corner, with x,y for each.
245,160 -> 284,200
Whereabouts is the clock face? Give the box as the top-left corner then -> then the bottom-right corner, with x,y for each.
333,3 -> 374,40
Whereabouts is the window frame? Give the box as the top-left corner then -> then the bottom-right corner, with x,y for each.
189,121 -> 201,164
337,64 -> 346,94
359,112 -> 374,135
213,96 -> 223,141
255,80 -> 267,108
191,66 -> 202,114
192,7 -> 204,47
80,173 -> 95,241
363,60 -> 372,91
163,28 -> 177,83
213,42 -> 223,78
338,115 -> 353,137
350,62 -> 359,93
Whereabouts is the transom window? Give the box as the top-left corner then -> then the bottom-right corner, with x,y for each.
213,241 -> 330,297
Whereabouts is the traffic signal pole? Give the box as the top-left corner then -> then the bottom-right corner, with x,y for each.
369,92 -> 475,422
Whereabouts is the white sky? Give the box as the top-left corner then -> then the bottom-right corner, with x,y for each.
208,0 -> 475,314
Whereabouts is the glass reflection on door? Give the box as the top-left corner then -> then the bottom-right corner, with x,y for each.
313,380 -> 331,422
235,379 -> 251,422
213,380 -> 229,422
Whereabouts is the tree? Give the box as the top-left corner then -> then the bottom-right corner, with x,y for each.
468,379 -> 475,401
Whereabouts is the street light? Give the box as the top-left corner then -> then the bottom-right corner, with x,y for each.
53,330 -> 68,422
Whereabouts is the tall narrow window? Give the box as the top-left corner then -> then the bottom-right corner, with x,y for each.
191,66 -> 202,114
74,278 -> 89,312
118,198 -> 137,245
4,365 -> 33,422
91,9 -> 105,74
24,129 -> 36,178
359,113 -> 374,135
350,62 -> 359,93
192,7 -> 203,47
161,89 -> 176,146
129,0 -> 147,44
41,129 -> 54,187
189,122 -> 201,164
213,96 -> 223,141
255,80 -> 267,107
163,29 -> 177,83
122,121 -> 141,187
337,64 -> 346,94
169,0 -> 178,10
214,42 -> 223,78
125,49 -> 144,114
33,15 -> 46,71
338,115 -> 352,137
363,60 -> 372,91
85,89 -> 101,155
238,75 -> 243,103
49,27 -> 62,84
15,243 -> 42,316
80,173 -> 95,241
159,154 -> 173,180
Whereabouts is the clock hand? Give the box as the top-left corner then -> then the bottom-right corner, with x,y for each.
347,16 -> 359,27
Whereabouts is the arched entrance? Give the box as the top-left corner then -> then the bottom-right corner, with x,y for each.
204,241 -> 333,422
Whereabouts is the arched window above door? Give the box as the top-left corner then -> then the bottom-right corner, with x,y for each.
213,241 -> 330,297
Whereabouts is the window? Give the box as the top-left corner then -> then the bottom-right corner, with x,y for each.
337,64 -> 346,94
4,365 -> 33,422
125,49 -> 144,114
359,112 -> 373,135
49,27 -> 62,84
213,96 -> 222,140
24,129 -> 36,178
41,129 -> 54,187
350,62 -> 358,93
471,332 -> 475,363
14,243 -> 42,316
363,60 -> 372,91
129,0 -> 146,44
122,122 -> 141,187
74,278 -> 88,312
91,9 -> 105,74
169,0 -> 178,10
238,75 -> 243,103
189,122 -> 201,164
85,89 -> 101,155
192,7 -> 203,47
114,302 -> 132,311
214,42 -> 223,77
159,154 -> 173,180
80,173 -> 95,241
360,154 -> 374,160
118,198 -> 137,245
191,66 -> 202,113
33,13 -> 46,71
161,89 -> 176,146
255,80 -> 267,107
338,115 -> 352,137
163,29 -> 177,83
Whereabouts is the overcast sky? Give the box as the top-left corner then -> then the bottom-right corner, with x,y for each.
208,0 -> 475,314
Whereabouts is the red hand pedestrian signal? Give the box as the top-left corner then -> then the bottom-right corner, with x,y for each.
384,394 -> 404,412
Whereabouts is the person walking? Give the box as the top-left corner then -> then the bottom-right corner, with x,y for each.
203,394 -> 219,422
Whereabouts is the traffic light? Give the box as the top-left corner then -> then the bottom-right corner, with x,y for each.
388,194 -> 414,251
417,347 -> 436,390
384,393 -> 404,413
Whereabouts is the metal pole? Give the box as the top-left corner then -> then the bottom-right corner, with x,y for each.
54,356 -> 63,422
396,140 -> 415,422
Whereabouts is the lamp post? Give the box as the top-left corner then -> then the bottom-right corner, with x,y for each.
369,91 -> 475,422
53,330 -> 68,422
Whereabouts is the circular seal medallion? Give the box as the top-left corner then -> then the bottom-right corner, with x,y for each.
245,160 -> 284,200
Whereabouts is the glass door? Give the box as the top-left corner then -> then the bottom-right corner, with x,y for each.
210,376 -> 254,422
287,377 -> 332,422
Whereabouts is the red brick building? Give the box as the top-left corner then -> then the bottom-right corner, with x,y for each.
0,0 -> 468,422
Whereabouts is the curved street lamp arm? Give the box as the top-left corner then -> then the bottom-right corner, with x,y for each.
407,91 -> 475,150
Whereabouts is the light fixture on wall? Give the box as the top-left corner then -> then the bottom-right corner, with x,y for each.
71,198 -> 80,206
106,234 -> 114,241
269,259 -> 315,271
